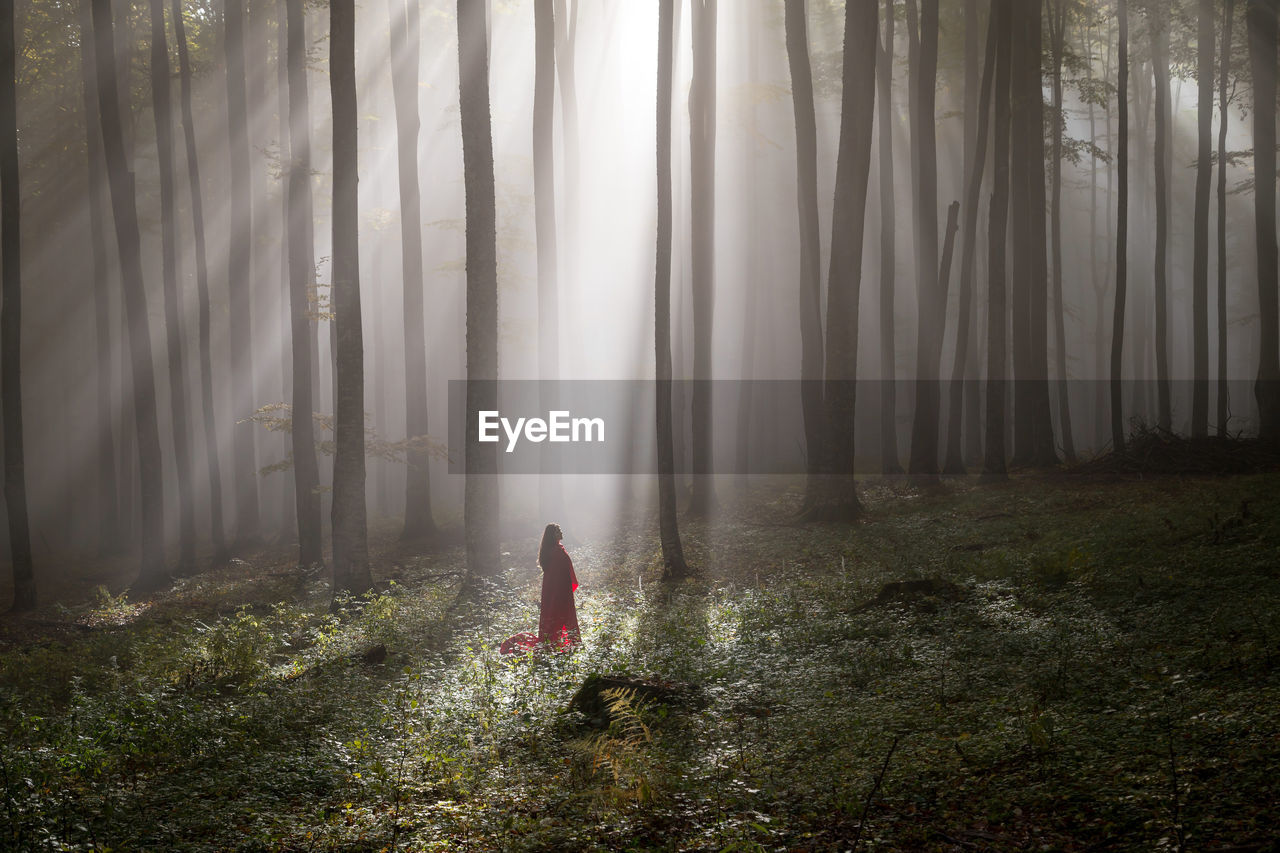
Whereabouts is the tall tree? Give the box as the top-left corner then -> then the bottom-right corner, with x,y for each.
906,0 -> 944,481
284,0 -> 323,568
1217,0 -> 1236,434
0,0 -> 32,610
806,0 -> 878,520
1151,5 -> 1172,431
1048,0 -> 1077,461
149,0 -> 195,573
330,0 -> 373,597
876,0 -> 902,476
92,0 -> 168,589
459,0 -> 500,582
226,0 -> 261,546
1192,0 -> 1216,436
785,0 -> 824,492
79,0 -> 121,558
945,4 -> 997,475
1249,0 -> 1280,442
1111,0 -> 1131,452
688,0 -> 717,516
1009,0 -> 1057,467
553,0 -> 579,308
982,0 -> 1012,481
172,0 -> 227,565
657,0 -> 689,580
390,0 -> 438,543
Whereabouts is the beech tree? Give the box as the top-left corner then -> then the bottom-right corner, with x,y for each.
1248,0 -> 1280,442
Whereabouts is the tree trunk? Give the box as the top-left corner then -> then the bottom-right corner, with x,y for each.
553,0 -> 579,342
786,0 -> 824,493
907,0 -> 943,481
657,0 -> 689,580
149,0 -> 195,574
389,0 -> 437,543
1049,0 -> 1076,462
330,0 -> 372,598
688,0 -> 717,516
282,0 -> 323,569
876,0 -> 902,477
225,0 -> 260,547
805,0 -> 878,521
1112,0 -> 1130,452
172,0 -> 227,565
79,0 -> 122,558
735,1 -> 760,476
92,0 -> 168,590
944,5 -> 996,475
1217,0 -> 1235,434
1151,8 -> 1172,431
1249,0 -> 1280,443
982,0 -> 1012,481
1193,0 -> 1216,436
459,0 -> 500,582
0,0 -> 32,611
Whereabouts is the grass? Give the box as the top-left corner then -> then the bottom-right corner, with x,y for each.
1,473 -> 1278,851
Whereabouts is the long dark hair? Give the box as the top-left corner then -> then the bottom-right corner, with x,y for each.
538,523 -> 563,569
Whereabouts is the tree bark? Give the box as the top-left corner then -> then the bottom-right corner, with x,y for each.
982,0 -> 1012,481
1248,0 -> 1280,443
1151,8 -> 1172,431
688,0 -> 717,516
657,0 -> 689,580
92,0 -> 168,589
459,0 -> 501,582
1193,0 -> 1216,436
0,0 -> 32,610
282,0 -> 323,568
1217,0 -> 1235,434
389,0 -> 438,543
330,0 -> 372,598
944,5 -> 996,475
1049,0 -> 1076,462
1111,0 -> 1130,452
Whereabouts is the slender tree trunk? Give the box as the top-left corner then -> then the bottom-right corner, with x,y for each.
1248,0 -> 1280,442
330,0 -> 372,598
1112,0 -> 1130,452
907,0 -> 943,481
804,0 -> 878,521
225,0 -> 260,546
1049,0 -> 1076,462
172,0 -> 227,565
1152,9 -> 1172,431
785,0 -> 824,491
276,0 -> 296,544
459,0 -> 500,582
553,0 -> 579,329
79,0 -> 122,558
688,0 -> 717,516
0,0 -> 32,611
390,0 -> 437,543
283,0 -> 323,568
1193,0 -> 1217,436
982,0 -> 1012,481
944,6 -> 996,475
93,0 -> 168,589
149,0 -> 195,573
876,0 -> 902,477
1218,0 -> 1236,434
735,2 -> 760,476
657,0 -> 689,580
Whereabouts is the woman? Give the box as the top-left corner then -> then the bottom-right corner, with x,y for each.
537,523 -> 580,647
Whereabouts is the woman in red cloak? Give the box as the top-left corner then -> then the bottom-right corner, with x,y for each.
499,523 -> 579,654
537,523 -> 579,647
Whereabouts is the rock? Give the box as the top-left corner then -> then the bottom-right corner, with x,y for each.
568,673 -> 700,728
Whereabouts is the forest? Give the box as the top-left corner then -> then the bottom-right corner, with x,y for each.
0,0 -> 1278,849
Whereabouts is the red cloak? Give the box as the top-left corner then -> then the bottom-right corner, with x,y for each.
499,543 -> 580,655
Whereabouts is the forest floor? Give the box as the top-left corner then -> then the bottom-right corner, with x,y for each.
2,470 -> 1279,851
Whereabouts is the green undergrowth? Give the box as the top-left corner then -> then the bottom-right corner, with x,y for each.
2,474 -> 1278,851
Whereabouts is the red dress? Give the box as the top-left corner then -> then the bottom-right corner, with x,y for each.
499,544 -> 580,654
